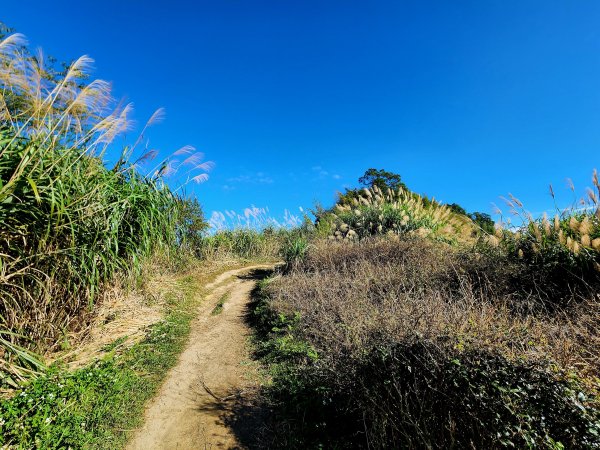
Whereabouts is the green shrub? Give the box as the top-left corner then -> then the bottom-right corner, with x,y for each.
357,344 -> 600,449
485,176 -> 600,307
280,236 -> 310,266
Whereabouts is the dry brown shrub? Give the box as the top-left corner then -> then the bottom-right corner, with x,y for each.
272,238 -> 597,375
260,237 -> 600,448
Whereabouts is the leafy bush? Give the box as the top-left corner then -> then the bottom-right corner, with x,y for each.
175,197 -> 209,251
356,344 -> 600,449
280,236 -> 310,266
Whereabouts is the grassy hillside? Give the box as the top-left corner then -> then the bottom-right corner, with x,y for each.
319,184 -> 477,244
251,182 -> 600,449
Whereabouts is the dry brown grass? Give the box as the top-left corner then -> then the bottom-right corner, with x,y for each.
258,237 -> 600,448
45,258 -> 247,369
47,277 -> 171,369
271,238 -> 598,380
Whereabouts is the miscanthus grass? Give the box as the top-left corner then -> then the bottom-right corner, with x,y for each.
0,33 -> 210,385
488,170 -> 600,288
320,184 -> 476,245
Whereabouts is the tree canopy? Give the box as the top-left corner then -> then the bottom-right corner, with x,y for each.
358,168 -> 407,192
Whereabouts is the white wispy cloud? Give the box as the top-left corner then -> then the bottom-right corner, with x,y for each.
226,171 -> 274,185
312,166 -> 342,181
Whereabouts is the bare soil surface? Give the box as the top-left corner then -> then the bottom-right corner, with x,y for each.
127,265 -> 274,450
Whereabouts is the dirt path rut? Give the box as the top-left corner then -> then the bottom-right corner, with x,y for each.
127,265 -> 274,450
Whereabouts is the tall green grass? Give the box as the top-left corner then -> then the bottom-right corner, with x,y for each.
0,34 -> 207,385
197,206 -> 312,261
196,227 -> 310,261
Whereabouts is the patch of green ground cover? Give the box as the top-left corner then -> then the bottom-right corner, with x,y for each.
211,292 -> 231,315
0,275 -> 200,449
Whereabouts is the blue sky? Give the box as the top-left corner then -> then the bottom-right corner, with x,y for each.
4,1 -> 600,225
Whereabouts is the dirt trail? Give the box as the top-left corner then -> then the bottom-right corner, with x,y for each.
127,264 -> 274,450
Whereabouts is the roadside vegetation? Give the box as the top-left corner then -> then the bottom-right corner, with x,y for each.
196,226 -> 308,261
0,28 -> 221,448
0,27 -> 306,448
251,170 -> 600,449
0,30 -> 213,384
0,275 -> 199,449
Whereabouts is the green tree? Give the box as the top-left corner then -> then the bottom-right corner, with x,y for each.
470,211 -> 495,234
358,168 -> 407,192
447,202 -> 495,234
175,198 -> 209,251
448,203 -> 468,216
336,168 -> 408,206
